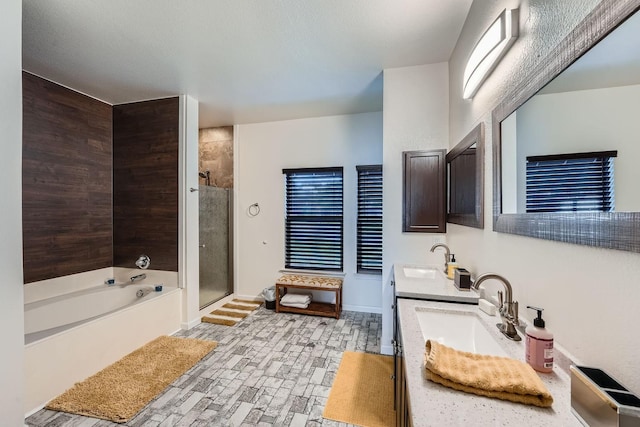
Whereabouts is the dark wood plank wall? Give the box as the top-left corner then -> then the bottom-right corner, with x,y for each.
22,72 -> 113,283
113,98 -> 180,271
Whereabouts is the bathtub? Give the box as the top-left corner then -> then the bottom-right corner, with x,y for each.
24,268 -> 182,415
25,283 -> 172,344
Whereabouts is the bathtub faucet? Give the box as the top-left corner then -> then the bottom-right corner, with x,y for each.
130,273 -> 147,283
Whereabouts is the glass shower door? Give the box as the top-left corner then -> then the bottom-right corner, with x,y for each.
199,185 -> 233,308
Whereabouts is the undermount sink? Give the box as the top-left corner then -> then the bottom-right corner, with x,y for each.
402,266 -> 437,279
415,307 -> 507,357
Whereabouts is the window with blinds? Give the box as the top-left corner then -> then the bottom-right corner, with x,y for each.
525,151 -> 616,213
283,167 -> 343,271
357,165 -> 383,274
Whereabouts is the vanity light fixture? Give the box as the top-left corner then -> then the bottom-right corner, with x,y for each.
463,8 -> 519,99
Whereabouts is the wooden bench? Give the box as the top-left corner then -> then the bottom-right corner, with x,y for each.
275,274 -> 343,319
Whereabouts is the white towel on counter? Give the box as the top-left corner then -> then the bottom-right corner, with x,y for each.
280,302 -> 310,309
280,293 -> 312,305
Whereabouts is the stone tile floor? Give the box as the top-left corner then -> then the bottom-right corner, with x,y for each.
26,307 -> 383,427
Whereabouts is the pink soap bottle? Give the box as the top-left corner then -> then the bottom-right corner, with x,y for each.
525,306 -> 554,373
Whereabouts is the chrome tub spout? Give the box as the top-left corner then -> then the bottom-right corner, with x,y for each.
130,273 -> 147,283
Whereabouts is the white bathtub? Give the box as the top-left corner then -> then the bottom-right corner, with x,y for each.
24,268 -> 182,415
25,283 -> 171,344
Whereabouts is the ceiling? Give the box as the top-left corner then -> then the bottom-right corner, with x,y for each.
22,1 -> 473,128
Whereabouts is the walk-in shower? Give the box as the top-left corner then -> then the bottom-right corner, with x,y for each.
199,185 -> 233,308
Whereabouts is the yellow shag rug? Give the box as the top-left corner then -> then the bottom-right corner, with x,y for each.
201,299 -> 261,326
323,351 -> 396,427
46,336 -> 217,423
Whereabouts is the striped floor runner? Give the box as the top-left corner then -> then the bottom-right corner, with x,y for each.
201,299 -> 261,326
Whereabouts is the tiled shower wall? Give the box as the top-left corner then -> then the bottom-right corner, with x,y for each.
22,72 -> 113,283
113,98 -> 180,271
22,72 -> 180,282
199,126 -> 233,188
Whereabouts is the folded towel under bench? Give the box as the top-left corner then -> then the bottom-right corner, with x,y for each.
280,293 -> 311,305
280,302 -> 310,309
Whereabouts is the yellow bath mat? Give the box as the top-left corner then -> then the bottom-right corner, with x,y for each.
424,340 -> 553,407
201,299 -> 261,326
46,336 -> 217,423
323,352 -> 395,427
209,309 -> 249,319
201,316 -> 237,326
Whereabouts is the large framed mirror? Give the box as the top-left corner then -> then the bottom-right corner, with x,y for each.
492,0 -> 640,252
447,123 -> 484,229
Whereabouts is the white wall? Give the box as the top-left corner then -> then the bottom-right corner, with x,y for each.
235,112 -> 383,313
516,84 -> 640,212
0,0 -> 25,424
381,63 -> 450,354
448,0 -> 640,393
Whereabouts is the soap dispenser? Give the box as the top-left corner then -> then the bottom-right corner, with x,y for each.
525,306 -> 554,373
446,254 -> 458,279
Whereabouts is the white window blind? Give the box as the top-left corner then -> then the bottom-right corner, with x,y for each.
526,151 -> 616,213
356,165 -> 382,274
283,167 -> 343,271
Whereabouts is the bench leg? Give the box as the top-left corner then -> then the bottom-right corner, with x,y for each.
275,285 -> 281,313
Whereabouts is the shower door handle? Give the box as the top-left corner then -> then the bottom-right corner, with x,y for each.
190,187 -> 198,192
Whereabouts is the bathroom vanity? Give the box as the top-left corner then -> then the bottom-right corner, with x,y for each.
391,263 -> 579,425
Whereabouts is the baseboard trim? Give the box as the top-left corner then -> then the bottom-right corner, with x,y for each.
234,294 -> 263,303
342,304 -> 382,314
181,317 -> 201,330
380,344 -> 394,356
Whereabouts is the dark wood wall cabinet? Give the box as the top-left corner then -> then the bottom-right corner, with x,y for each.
22,72 -> 180,282
402,149 -> 446,233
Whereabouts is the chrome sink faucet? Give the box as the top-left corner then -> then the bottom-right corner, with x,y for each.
429,243 -> 450,274
472,273 -> 521,341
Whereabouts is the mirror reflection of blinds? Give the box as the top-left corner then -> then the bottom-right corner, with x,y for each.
283,167 -> 343,271
356,165 -> 382,274
525,151 -> 616,213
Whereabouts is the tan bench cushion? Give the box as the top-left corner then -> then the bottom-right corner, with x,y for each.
276,274 -> 343,289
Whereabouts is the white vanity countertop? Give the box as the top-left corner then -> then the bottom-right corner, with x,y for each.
397,298 -> 580,427
394,263 -> 480,304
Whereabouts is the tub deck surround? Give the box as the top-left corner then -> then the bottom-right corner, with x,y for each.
397,298 -> 580,426
393,263 -> 480,304
25,284 -> 178,344
24,267 -> 179,304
